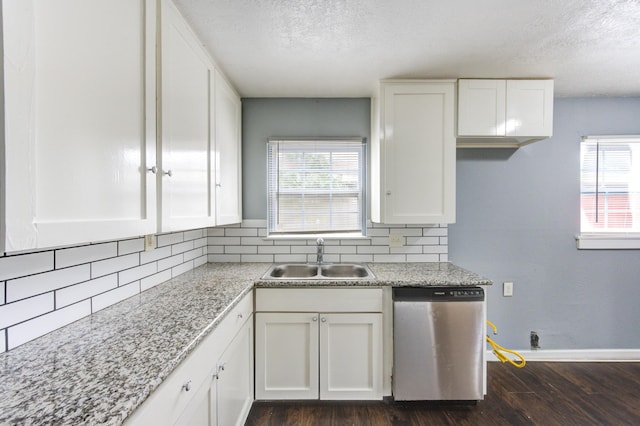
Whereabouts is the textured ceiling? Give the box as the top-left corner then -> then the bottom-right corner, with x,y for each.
174,0 -> 640,98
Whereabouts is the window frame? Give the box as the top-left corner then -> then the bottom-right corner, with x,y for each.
266,137 -> 367,238
577,135 -> 640,249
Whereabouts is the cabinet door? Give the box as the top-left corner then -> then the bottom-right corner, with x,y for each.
457,79 -> 506,136
381,82 -> 456,224
319,313 -> 383,400
213,70 -> 242,226
175,375 -> 215,426
506,80 -> 554,137
159,0 -> 215,232
255,313 -> 319,400
3,0 -> 157,251
216,316 -> 253,426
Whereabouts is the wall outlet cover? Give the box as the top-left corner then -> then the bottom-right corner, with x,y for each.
503,281 -> 514,297
144,234 -> 157,252
388,233 -> 404,247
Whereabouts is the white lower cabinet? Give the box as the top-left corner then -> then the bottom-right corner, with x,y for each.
126,293 -> 253,426
255,288 -> 383,401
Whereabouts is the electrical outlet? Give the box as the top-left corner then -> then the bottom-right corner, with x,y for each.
503,281 -> 514,297
530,331 -> 540,350
144,234 -> 157,252
388,233 -> 404,247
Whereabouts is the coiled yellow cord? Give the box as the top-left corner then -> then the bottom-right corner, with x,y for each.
486,320 -> 526,368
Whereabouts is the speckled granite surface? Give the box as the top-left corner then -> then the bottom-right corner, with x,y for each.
0,261 -> 490,425
0,263 -> 269,426
255,262 -> 492,287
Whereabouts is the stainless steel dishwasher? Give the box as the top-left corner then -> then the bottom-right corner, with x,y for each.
393,287 -> 485,401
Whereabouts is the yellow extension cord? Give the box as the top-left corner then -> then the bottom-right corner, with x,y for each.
486,320 -> 526,368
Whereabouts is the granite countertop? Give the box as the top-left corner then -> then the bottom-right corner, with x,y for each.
0,261 -> 490,425
255,262 -> 493,287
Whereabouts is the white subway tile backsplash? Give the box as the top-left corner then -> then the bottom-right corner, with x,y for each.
208,236 -> 241,246
1,227 -> 211,351
141,269 -> 172,292
92,282 -> 139,313
118,262 -> 157,286
339,239 -> 371,246
440,237 -> 448,245
325,245 -> 356,254
393,228 -> 423,237
0,252 -> 54,281
184,247 -> 204,262
56,242 -> 117,269
140,246 -> 172,265
423,245 -> 448,254
208,245 -> 224,254
184,229 -> 205,241
340,254 -> 374,263
0,293 -> 53,329
357,246 -> 389,255
171,240 -> 195,255
273,239 -> 308,246
8,300 -> 91,350
157,254 -> 183,272
7,264 -> 91,303
240,254 -> 274,263
157,232 -> 184,247
407,254 -> 440,262
373,254 -> 407,263
273,254 -> 307,263
224,228 -> 257,237
423,227 -> 448,237
369,237 -> 390,246
241,219 -> 267,228
241,237 -> 273,246
56,274 -> 118,309
258,246 -> 290,254
290,246 -> 316,254
91,253 -> 139,279
118,238 -> 144,256
172,261 -> 194,278
406,236 -> 440,246
226,245 -> 258,254
194,255 -> 207,268
390,246 -> 422,254
439,254 -> 449,262
1,331 -> 5,353
366,228 -> 390,237
208,254 -> 241,262
207,228 -> 225,237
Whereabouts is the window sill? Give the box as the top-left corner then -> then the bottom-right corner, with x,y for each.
576,233 -> 640,250
266,233 -> 368,241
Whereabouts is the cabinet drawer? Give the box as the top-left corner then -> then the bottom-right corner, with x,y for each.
255,288 -> 383,312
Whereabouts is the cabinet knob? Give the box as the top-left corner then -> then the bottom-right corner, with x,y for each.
321,317 -> 327,323
182,380 -> 192,392
386,190 -> 391,195
216,183 -> 222,187
163,170 -> 173,177
147,166 -> 157,174
237,313 -> 243,319
312,316 -> 318,322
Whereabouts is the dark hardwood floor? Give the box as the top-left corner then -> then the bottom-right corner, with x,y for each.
245,362 -> 640,426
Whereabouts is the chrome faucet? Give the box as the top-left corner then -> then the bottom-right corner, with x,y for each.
316,237 -> 325,265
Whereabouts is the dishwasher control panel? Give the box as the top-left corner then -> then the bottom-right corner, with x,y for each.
393,287 -> 484,302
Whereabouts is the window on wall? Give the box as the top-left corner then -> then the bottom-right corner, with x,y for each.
267,138 -> 366,236
578,135 -> 640,249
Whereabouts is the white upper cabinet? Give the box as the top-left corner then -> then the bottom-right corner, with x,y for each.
371,80 -> 456,224
158,0 -> 216,232
213,70 -> 243,226
457,79 -> 554,147
2,0 -> 157,252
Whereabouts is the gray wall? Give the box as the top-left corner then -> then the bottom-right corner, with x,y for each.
242,96 -> 640,350
241,98 -> 371,219
449,97 -> 640,350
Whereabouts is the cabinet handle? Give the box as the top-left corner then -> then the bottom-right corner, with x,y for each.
163,170 -> 173,177
182,380 -> 192,392
216,183 -> 222,187
147,166 -> 157,174
321,317 -> 327,323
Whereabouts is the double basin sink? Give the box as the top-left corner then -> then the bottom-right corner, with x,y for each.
262,263 -> 375,280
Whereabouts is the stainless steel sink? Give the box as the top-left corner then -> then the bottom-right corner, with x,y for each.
262,263 -> 375,280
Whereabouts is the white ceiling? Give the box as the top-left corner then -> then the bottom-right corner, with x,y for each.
174,0 -> 640,98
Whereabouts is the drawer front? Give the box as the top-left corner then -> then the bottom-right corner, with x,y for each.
256,288 -> 383,312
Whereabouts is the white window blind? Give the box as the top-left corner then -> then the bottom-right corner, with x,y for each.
267,138 -> 366,236
580,136 -> 640,233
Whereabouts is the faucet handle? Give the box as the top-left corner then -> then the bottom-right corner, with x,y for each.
316,237 -> 324,245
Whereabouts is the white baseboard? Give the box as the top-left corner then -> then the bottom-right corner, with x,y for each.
487,349 -> 640,362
